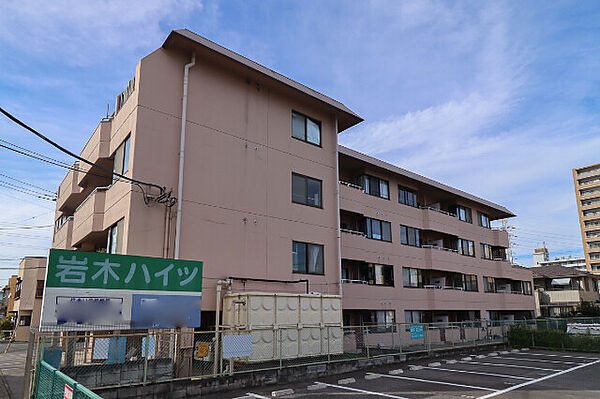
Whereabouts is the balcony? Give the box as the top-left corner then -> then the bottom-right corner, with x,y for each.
77,120 -> 113,189
342,259 -> 394,287
421,207 -> 459,237
538,289 -> 600,305
71,187 -> 108,246
339,181 -> 368,215
56,168 -> 85,213
52,217 -> 73,249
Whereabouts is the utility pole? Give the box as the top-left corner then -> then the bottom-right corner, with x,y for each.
500,219 -> 516,264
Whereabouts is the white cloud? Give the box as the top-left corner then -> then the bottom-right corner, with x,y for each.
0,0 -> 204,65
339,2 -> 598,266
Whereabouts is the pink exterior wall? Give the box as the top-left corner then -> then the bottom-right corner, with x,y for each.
51,31 -> 534,324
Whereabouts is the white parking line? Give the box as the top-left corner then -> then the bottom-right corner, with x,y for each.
460,361 -> 561,372
497,356 -> 582,365
509,352 -> 600,360
314,382 -> 410,398
422,366 -> 534,380
246,393 -> 271,399
369,373 -> 497,391
476,358 -> 600,399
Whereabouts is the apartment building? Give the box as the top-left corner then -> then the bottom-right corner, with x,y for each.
52,29 -> 534,328
12,257 -> 47,340
574,163 -> 600,274
338,147 -> 534,325
531,265 -> 600,317
0,275 -> 18,319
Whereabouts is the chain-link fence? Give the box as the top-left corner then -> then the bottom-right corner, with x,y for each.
507,317 -> 600,352
28,317 -> 600,395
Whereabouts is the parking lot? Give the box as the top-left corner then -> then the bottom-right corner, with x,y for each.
217,349 -> 600,399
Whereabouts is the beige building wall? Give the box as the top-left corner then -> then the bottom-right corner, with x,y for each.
573,163 -> 600,274
12,257 -> 46,341
1,275 -> 18,316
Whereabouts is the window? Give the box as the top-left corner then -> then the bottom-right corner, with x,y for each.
403,267 -> 423,288
18,315 -> 31,326
456,205 -> 472,223
458,239 -> 475,257
361,310 -> 395,332
367,264 -> 394,286
481,244 -> 492,260
113,136 -> 131,182
477,212 -> 491,228
14,278 -> 22,300
55,214 -> 73,232
292,241 -> 324,275
400,225 -> 420,247
492,247 -> 507,261
107,218 -> 124,254
462,274 -> 478,292
360,175 -> 389,199
292,173 -> 322,208
291,111 -> 321,146
35,280 -> 44,298
398,186 -> 418,207
484,277 -> 496,293
365,218 -> 392,241
404,310 -> 422,324
522,281 -> 532,295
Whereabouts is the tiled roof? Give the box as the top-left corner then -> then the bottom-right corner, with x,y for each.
530,264 -> 594,279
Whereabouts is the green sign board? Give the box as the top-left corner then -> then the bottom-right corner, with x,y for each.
46,249 -> 203,292
41,249 -> 204,330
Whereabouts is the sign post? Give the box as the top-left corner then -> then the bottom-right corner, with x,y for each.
40,249 -> 203,331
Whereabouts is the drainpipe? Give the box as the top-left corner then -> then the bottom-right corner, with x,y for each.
174,53 -> 196,260
335,116 -> 343,298
213,278 -> 231,375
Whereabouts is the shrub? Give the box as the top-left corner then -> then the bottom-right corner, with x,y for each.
508,323 -> 600,352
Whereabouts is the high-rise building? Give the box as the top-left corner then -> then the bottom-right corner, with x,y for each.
51,29 -> 535,327
573,163 -> 600,273
533,247 -> 549,267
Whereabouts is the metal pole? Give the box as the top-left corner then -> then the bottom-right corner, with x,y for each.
327,326 -> 331,363
143,331 -> 150,385
365,326 -> 370,358
22,329 -> 35,399
426,324 -> 431,354
279,329 -> 283,370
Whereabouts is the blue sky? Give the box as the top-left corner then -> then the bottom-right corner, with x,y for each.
1,0 -> 599,285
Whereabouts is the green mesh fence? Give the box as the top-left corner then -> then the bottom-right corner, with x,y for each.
35,361 -> 102,399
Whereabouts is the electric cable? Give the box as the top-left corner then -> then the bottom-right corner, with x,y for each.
0,173 -> 56,195
1,107 -> 176,207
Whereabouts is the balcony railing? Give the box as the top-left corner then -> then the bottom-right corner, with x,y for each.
341,279 -> 368,284
340,228 -> 366,237
422,284 -> 465,290
339,180 -> 364,191
421,244 -> 459,253
419,206 -> 456,217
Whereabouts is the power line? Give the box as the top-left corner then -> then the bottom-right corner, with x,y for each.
0,138 -> 72,167
0,142 -> 111,180
0,241 -> 49,249
0,225 -> 52,230
0,173 -> 56,195
0,181 -> 56,201
1,107 -> 176,207
0,189 -> 56,211
0,210 -> 53,225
